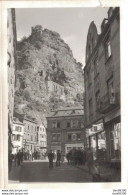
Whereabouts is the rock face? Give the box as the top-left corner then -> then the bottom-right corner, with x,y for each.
14,25 -> 84,125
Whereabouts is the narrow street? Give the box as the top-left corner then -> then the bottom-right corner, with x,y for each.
10,161 -> 92,183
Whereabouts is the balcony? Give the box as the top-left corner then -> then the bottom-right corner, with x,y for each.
97,92 -> 120,114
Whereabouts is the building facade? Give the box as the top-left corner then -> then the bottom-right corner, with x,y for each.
22,117 -> 38,153
84,8 -> 120,163
7,9 -> 17,154
37,124 -> 47,154
12,118 -> 24,154
47,107 -> 84,154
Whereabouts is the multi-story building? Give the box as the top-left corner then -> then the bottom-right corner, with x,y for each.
47,107 -> 84,154
37,123 -> 47,154
14,112 -> 38,153
12,117 -> 24,154
7,9 -> 17,153
84,8 -> 120,163
22,117 -> 38,153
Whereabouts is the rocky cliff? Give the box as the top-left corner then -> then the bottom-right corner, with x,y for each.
14,25 -> 84,125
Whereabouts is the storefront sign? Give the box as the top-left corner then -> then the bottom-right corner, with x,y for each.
86,122 -> 103,137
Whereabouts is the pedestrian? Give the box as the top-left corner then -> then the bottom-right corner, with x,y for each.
14,153 -> 17,166
61,151 -> 64,164
56,150 -> 61,166
92,161 -> 101,182
86,148 -> 93,173
29,150 -> 32,161
48,150 -> 54,169
54,151 -> 57,162
17,150 -> 21,166
66,152 -> 71,165
8,151 -> 13,172
20,149 -> 23,164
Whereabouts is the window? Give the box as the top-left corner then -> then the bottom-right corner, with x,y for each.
12,134 -> 20,141
68,134 -> 71,141
57,134 -> 61,141
95,91 -> 100,109
104,35 -> 112,60
31,135 -> 33,141
52,122 -> 60,128
67,122 -> 71,128
89,98 -> 93,116
52,122 -> 57,128
72,134 -> 77,140
15,126 -> 22,132
17,135 -> 20,141
35,127 -> 36,131
68,133 -> 81,141
57,122 -> 60,128
78,121 -> 84,128
76,133 -> 81,140
28,125 -> 29,130
52,134 -> 56,141
71,120 -> 77,128
32,126 -> 33,131
52,133 -> 61,141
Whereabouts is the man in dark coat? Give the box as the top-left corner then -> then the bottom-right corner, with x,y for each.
56,150 -> 61,166
48,150 -> 54,169
17,150 -> 21,166
86,148 -> 93,173
66,152 -> 71,165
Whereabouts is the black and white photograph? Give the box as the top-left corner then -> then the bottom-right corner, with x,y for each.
7,7 -> 121,183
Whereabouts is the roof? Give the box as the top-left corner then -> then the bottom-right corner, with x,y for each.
51,106 -> 83,112
23,117 -> 37,124
13,117 -> 24,125
47,106 -> 84,118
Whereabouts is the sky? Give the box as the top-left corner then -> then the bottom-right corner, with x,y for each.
15,8 -> 108,66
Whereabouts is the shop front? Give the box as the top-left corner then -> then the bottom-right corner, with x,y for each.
65,143 -> 84,154
86,119 -> 107,161
51,142 -> 62,152
105,120 -> 121,162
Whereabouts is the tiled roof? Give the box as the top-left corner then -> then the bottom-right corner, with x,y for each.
13,117 -> 24,125
47,107 -> 84,118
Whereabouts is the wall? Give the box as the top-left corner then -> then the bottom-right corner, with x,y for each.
84,8 -> 120,127
12,122 -> 24,154
23,119 -> 37,152
7,9 -> 17,153
47,114 -> 84,154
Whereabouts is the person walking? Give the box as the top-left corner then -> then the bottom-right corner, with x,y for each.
92,161 -> 101,182
61,151 -> 65,164
29,150 -> 32,161
17,150 -> 21,166
56,150 -> 61,166
48,150 -> 54,169
14,153 -> 17,166
66,152 -> 71,165
86,148 -> 93,173
20,149 -> 23,164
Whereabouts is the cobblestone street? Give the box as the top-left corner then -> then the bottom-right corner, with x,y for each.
9,160 -> 92,183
